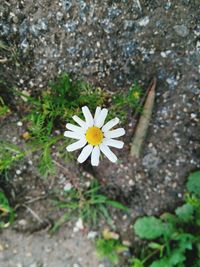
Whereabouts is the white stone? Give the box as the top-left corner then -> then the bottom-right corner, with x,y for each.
87,231 -> 98,239
64,182 -> 72,191
73,218 -> 84,232
17,121 -> 23,126
138,16 -> 149,27
16,170 -> 22,175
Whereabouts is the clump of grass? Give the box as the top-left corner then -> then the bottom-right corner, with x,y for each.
109,81 -> 143,122
0,141 -> 25,173
0,40 -> 20,66
51,179 -> 129,232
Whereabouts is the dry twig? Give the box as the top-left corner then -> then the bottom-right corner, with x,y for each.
130,78 -> 157,158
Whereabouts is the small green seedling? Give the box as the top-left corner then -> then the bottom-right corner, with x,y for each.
108,81 -> 143,122
96,237 -> 128,265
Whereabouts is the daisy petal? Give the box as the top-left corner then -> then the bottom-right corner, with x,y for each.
94,106 -> 101,123
66,123 -> 86,134
99,143 -> 117,163
94,108 -> 108,128
102,138 -> 124,149
82,106 -> 94,127
91,146 -> 100,166
64,131 -> 84,140
104,128 -> 125,139
72,115 -> 87,129
77,144 -> 93,163
102,118 -> 119,132
66,138 -> 87,152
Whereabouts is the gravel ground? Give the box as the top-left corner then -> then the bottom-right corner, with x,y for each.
0,229 -> 99,267
0,0 -> 200,266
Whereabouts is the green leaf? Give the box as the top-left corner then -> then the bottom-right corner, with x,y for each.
169,249 -> 186,265
149,258 -> 171,267
148,242 -> 164,250
96,238 -> 120,265
38,145 -> 55,176
106,200 -> 129,212
161,212 -> 178,225
134,216 -> 165,239
175,204 -> 194,222
172,233 -> 195,250
187,171 -> 200,196
131,258 -> 144,267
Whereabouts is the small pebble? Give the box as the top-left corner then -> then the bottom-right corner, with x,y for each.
16,170 -> 22,175
87,231 -> 98,239
128,180 -> 135,186
64,182 -> 73,191
173,24 -> 189,37
73,218 -> 84,232
138,16 -> 149,27
18,219 -> 27,226
17,121 -> 23,127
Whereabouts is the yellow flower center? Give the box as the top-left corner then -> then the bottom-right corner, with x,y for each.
85,126 -> 103,145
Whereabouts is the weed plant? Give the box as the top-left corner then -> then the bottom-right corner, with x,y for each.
0,141 -> 25,173
131,170 -> 200,267
51,179 -> 129,232
96,236 -> 128,265
108,81 -> 143,122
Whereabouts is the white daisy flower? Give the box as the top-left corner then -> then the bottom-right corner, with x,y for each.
64,106 -> 125,166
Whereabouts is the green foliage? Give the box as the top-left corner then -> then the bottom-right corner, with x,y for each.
0,40 -> 20,66
96,237 -> 128,265
51,179 -> 129,232
13,73 -> 106,176
26,73 -> 105,128
109,81 -> 143,122
3,73 -> 140,176
175,204 -> 194,222
134,216 -> 165,239
0,97 -> 10,117
131,258 -> 144,267
38,144 -> 55,176
127,81 -> 143,108
0,191 -> 15,228
131,170 -> 200,267
0,141 -> 25,173
3,74 -> 141,176
186,170 -> 200,197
